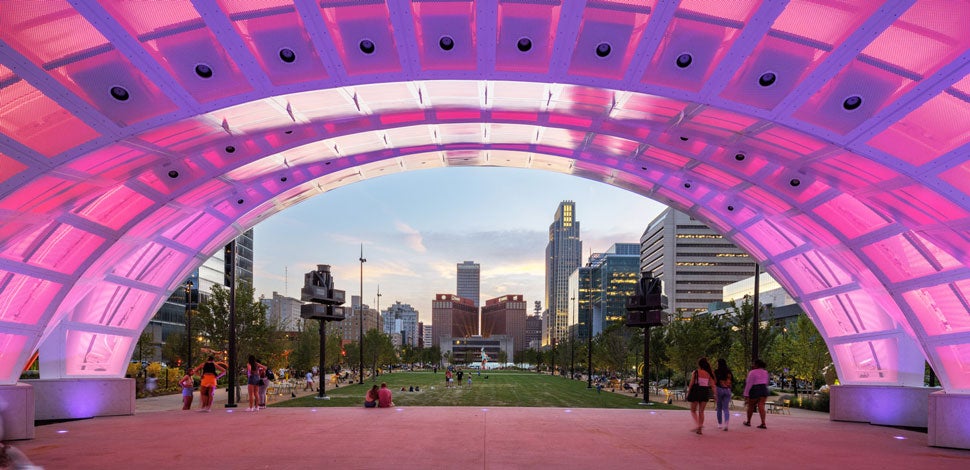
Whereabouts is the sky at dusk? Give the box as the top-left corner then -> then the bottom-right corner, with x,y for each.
252,167 -> 667,324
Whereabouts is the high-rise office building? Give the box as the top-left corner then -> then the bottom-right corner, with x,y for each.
381,301 -> 420,347
421,323 -> 433,349
456,261 -> 481,307
544,201 -> 581,346
261,291 -> 303,332
525,314 -> 543,350
481,295 -> 528,353
340,295 -> 381,342
640,208 -> 756,316
568,243 -> 640,339
431,294 -> 478,347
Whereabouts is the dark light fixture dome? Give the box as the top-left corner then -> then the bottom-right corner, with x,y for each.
595,43 -> 611,57
279,48 -> 296,63
676,53 -> 692,68
194,64 -> 213,78
359,39 -> 375,54
109,86 -> 130,101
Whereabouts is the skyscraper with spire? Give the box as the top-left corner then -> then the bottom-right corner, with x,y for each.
543,201 -> 581,347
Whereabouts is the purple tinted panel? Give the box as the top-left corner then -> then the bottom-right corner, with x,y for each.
63,144 -> 161,181
0,334 -> 29,378
25,224 -> 104,274
639,147 -> 691,171
226,5 -> 328,85
587,134 -> 637,159
879,185 -> 969,224
720,36 -> 819,110
787,214 -> 840,247
744,186 -> 791,214
0,176 -> 95,213
177,180 -> 231,207
161,211 -> 226,250
539,128 -> 586,149
746,220 -> 800,257
135,158 -> 207,196
643,18 -> 740,92
777,251 -> 855,293
412,1 -> 477,71
811,290 -> 895,338
136,118 -> 221,151
0,152 -> 27,185
0,271 -> 61,324
72,186 -> 155,231
568,6 -> 650,79
833,339 -> 899,383
143,29 -> 252,102
65,330 -> 131,375
707,147 -> 768,178
110,242 -> 190,286
868,92 -> 970,165
771,0 -> 879,47
861,234 -> 959,283
613,93 -> 687,122
691,108 -> 759,134
0,1 -> 108,65
813,194 -> 891,239
691,163 -> 741,188
496,2 -> 559,73
940,159 -> 970,200
0,81 -> 100,157
754,126 -> 827,158
904,281 -> 970,336
693,206 -> 730,235
59,49 -> 178,126
320,2 -> 401,76
794,60 -> 908,134
935,344 -> 970,389
732,233 -> 766,262
953,73 -> 970,95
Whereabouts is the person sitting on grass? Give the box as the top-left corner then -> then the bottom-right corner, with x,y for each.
377,382 -> 394,408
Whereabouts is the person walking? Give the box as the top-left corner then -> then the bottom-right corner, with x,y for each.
714,358 -> 734,431
377,382 -> 393,408
304,370 -> 314,392
179,368 -> 195,410
364,385 -> 379,408
257,362 -> 270,409
192,355 -> 225,412
743,359 -> 771,429
245,355 -> 266,412
686,357 -> 716,435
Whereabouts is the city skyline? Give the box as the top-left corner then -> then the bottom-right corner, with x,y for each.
252,167 -> 667,325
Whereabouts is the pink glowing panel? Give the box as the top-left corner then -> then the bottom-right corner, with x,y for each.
568,3 -> 652,80
764,170 -> 828,205
70,284 -> 156,330
903,281 -> 970,336
62,144 -> 161,181
868,92 -> 970,165
776,250 -> 853,294
861,233 -> 962,284
380,125 -> 433,148
720,36 -> 820,110
589,134 -> 639,158
691,163 -> 741,188
177,180 -> 232,207
878,185 -> 969,224
813,194 -> 891,239
953,73 -> 970,95
0,334 -> 29,379
862,1 -> 970,78
707,147 -> 768,178
794,59 -> 908,135
102,1 -> 252,102
612,93 -> 687,123
555,85 -> 615,118
691,108 -> 759,135
127,206 -> 183,241
732,233 -> 767,263
833,339 -> 899,383
693,206 -> 730,235
639,146 -> 691,171
495,1 -> 560,73
788,214 -> 840,247
754,126 -> 827,158
162,211 -> 232,250
285,88 -> 365,118
226,156 -> 286,181
0,80 -> 100,157
940,159 -> 970,200
110,242 -> 191,286
220,0 -> 328,85
0,271 -> 61,325
412,0 -> 477,71
19,224 -> 103,274
745,219 -> 801,257
65,331 -> 132,375
743,186 -> 792,214
810,151 -> 898,190
134,158 -> 210,196
643,16 -> 746,92
811,290 -> 896,338
319,1 -> 402,76
773,0 -> 879,47
539,128 -> 586,149
0,176 -> 96,214
211,187 -> 262,220
0,151 -> 27,185
438,124 -> 484,145
0,1 -> 107,65
487,124 -> 536,145
72,186 -> 155,231
935,344 -> 970,388
135,118 -> 221,151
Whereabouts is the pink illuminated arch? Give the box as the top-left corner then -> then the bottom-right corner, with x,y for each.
0,0 -> 969,401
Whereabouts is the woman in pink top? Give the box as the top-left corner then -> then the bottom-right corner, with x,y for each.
743,359 -> 770,429
686,357 -> 717,434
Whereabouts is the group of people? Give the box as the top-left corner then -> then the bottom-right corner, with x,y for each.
364,383 -> 394,408
178,354 -> 276,412
686,357 -> 771,434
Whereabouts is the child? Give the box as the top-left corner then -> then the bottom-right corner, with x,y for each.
179,370 -> 194,410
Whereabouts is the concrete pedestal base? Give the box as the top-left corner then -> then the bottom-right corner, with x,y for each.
27,378 -> 135,421
928,391 -> 970,449
0,383 -> 35,440
829,384 -> 938,428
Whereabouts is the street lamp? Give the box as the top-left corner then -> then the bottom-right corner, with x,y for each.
586,264 -> 593,388
569,295 -> 575,379
184,280 -> 193,370
358,244 -> 366,385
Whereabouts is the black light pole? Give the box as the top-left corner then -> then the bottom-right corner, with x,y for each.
318,316 -> 328,399
752,263 -> 760,363
358,245 -> 366,385
184,280 -> 193,370
569,295 -> 575,379
586,268 -> 593,388
225,240 -> 238,408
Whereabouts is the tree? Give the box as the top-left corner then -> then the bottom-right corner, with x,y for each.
193,280 -> 284,374
290,324 -> 318,374
362,328 -> 395,379
664,313 -> 724,384
594,323 -> 630,376
722,298 -> 778,384
787,314 -> 831,390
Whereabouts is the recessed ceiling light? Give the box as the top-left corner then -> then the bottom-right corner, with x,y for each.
110,86 -> 130,101
279,48 -> 296,63
676,53 -> 692,68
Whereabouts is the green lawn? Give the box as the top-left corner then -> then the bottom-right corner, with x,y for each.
272,370 -> 682,409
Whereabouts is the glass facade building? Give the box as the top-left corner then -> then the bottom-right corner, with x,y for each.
544,201 -> 581,347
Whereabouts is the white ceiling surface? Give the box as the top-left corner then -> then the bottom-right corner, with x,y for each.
0,1 -> 969,392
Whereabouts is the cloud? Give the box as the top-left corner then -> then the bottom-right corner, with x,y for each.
394,221 -> 427,253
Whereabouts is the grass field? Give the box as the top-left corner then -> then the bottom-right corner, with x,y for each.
272,370 -> 682,409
